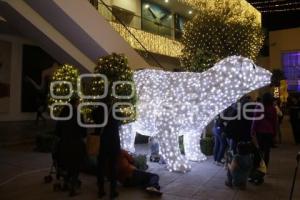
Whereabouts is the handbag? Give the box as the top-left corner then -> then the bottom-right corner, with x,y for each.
257,153 -> 267,174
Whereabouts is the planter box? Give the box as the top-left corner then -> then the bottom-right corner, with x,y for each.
200,137 -> 214,156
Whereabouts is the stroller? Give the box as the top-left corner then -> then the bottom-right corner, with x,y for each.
43,139 -> 82,193
43,139 -> 66,189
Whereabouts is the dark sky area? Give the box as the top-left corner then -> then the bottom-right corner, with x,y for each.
247,0 -> 300,30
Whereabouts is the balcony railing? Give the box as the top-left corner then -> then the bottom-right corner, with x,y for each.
92,1 -> 183,58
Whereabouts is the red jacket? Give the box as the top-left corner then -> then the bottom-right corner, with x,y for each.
251,105 -> 277,136
116,150 -> 136,183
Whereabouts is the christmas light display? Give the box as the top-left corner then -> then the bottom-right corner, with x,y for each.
109,22 -> 183,58
48,64 -> 79,116
177,0 -> 261,24
250,0 -> 300,13
180,0 -> 264,72
120,56 -> 272,172
94,53 -> 137,124
49,54 -> 136,123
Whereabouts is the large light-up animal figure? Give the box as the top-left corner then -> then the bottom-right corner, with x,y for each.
120,56 -> 272,172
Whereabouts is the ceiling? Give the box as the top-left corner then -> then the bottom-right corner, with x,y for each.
247,0 -> 300,30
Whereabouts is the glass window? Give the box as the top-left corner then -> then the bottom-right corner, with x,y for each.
282,52 -> 300,92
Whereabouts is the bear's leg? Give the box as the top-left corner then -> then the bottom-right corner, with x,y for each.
184,134 -> 207,161
156,132 -> 191,172
156,109 -> 191,172
119,123 -> 136,153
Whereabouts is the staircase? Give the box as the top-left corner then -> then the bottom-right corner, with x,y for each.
0,0 -> 149,71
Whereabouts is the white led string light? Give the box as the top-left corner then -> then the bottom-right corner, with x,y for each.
120,56 -> 272,172
260,7 -> 300,13
251,0 -> 287,5
256,1 -> 300,9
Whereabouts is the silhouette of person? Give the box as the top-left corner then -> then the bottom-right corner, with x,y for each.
55,98 -> 87,196
93,95 -> 121,199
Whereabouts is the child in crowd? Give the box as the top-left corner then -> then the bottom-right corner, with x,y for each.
225,142 -> 253,190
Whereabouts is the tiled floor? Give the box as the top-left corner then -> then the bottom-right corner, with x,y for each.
0,117 -> 299,200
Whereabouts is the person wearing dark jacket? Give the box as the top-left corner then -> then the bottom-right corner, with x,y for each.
224,96 -> 253,153
289,97 -> 300,145
93,100 -> 121,199
55,98 -> 87,196
212,115 -> 226,165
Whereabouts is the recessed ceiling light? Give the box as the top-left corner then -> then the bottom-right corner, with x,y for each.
188,10 -> 193,15
145,4 -> 150,9
165,0 -> 169,3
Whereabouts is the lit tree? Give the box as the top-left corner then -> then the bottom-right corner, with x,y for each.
180,0 -> 264,72
94,53 -> 137,124
48,64 -> 80,115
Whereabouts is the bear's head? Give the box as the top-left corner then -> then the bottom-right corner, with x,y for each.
210,56 -> 272,100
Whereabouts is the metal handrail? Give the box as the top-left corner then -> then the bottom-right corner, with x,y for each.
96,0 -> 167,70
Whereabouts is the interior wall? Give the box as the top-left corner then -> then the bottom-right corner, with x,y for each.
257,56 -> 270,69
0,34 -> 35,121
112,0 -> 141,29
269,28 -> 300,69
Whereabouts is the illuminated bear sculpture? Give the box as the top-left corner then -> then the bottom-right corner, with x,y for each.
120,56 -> 272,172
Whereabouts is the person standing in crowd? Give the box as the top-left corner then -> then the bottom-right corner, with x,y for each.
116,149 -> 162,195
225,142 -> 253,190
251,92 -> 277,167
55,98 -> 87,196
274,99 -> 283,145
212,115 -> 226,166
93,95 -> 121,199
223,96 -> 253,154
289,96 -> 300,145
223,103 -> 239,154
239,96 -> 254,142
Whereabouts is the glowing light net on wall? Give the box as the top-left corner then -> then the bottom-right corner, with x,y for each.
120,56 -> 271,172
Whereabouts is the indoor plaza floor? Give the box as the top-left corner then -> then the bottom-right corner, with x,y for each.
0,116 -> 299,200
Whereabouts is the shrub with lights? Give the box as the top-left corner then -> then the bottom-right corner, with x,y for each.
48,64 -> 80,116
93,53 -> 137,124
